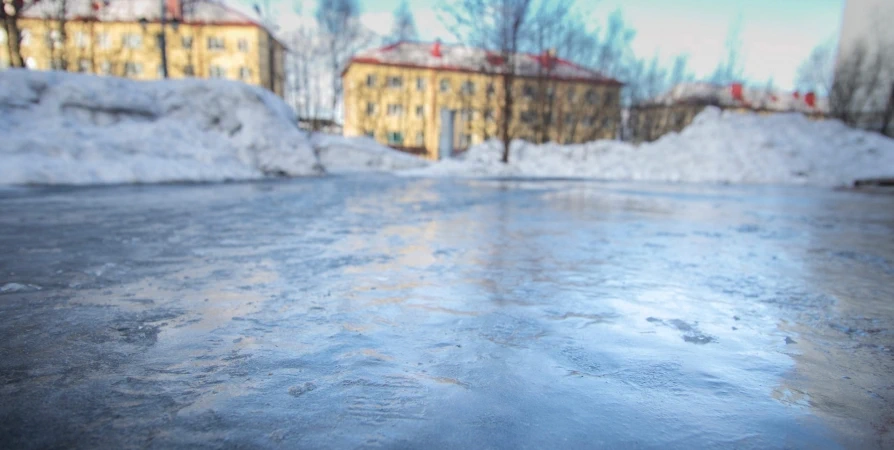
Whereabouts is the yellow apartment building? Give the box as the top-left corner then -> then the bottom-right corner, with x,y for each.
342,42 -> 624,159
2,0 -> 285,96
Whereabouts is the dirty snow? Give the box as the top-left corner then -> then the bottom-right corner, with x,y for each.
0,283 -> 41,293
407,107 -> 894,187
311,134 -> 429,174
0,69 -> 321,185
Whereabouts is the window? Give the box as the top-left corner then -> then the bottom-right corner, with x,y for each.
566,88 -> 576,102
123,33 -> 141,49
459,134 -> 472,147
239,67 -> 252,81
387,132 -> 404,145
99,60 -> 112,75
543,112 -> 553,125
416,77 -> 426,91
586,89 -> 599,104
74,31 -> 88,48
439,79 -> 450,93
365,130 -> 375,139
602,118 -> 614,128
484,109 -> 494,121
207,36 -> 225,50
520,111 -> 536,123
564,114 -> 575,125
387,104 -> 403,116
415,105 -> 424,118
124,62 -> 142,76
460,109 -> 474,121
209,65 -> 226,78
237,38 -> 249,52
182,36 -> 193,49
366,102 -> 377,116
603,92 -> 614,106
47,29 -> 62,48
387,76 -> 402,88
78,58 -> 90,73
523,84 -> 535,98
366,74 -> 377,87
584,116 -> 596,126
486,83 -> 495,95
20,29 -> 31,46
183,65 -> 195,76
461,80 -> 475,95
97,33 -> 110,49
416,131 -> 424,146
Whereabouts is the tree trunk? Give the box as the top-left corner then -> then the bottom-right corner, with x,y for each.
4,15 -> 24,68
500,71 -> 512,163
881,81 -> 894,137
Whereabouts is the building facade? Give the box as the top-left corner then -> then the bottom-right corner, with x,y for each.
629,82 -> 828,143
342,42 -> 623,160
1,0 -> 285,97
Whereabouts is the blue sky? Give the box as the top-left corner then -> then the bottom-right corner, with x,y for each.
249,0 -> 845,90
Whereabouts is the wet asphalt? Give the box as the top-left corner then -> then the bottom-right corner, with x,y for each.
0,176 -> 892,449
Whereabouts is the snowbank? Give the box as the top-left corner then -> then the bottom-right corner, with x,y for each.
311,134 -> 429,173
0,70 -> 321,185
407,107 -> 894,187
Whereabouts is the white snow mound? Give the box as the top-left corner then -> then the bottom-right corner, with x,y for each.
0,69 -> 321,185
407,107 -> 894,186
311,134 -> 429,173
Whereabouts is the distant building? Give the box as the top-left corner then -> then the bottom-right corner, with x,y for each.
1,0 -> 285,97
629,83 -> 828,143
342,41 -> 624,160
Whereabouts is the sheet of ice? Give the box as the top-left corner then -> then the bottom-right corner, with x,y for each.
311,134 -> 429,174
0,70 -> 321,185
406,107 -> 894,186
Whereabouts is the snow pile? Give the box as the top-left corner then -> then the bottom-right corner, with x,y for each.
407,107 -> 894,186
0,69 -> 320,185
311,134 -> 429,173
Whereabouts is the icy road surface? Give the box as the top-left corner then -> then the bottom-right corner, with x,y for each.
1,177 -> 892,449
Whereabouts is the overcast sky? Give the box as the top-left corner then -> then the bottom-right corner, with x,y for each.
239,0 -> 845,91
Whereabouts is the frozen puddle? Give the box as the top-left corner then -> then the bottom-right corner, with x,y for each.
0,176 -> 892,448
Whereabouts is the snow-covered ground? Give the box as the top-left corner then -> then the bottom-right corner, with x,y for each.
407,108 -> 894,187
0,70 -> 428,185
3,71 -> 892,187
0,70 -> 326,185
311,134 -> 428,174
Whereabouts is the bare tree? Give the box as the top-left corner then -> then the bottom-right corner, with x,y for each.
389,0 -> 417,43
796,38 -> 836,96
882,80 -> 894,136
829,40 -> 889,129
2,0 -> 34,68
710,15 -> 745,84
443,0 -> 533,163
668,54 -> 695,86
316,0 -> 362,122
41,0 -> 68,71
592,9 -> 636,79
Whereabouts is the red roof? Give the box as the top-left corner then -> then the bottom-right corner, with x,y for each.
344,41 -> 623,86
